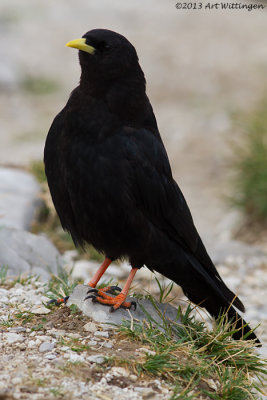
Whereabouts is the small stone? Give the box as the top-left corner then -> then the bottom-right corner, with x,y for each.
94,331 -> 109,338
35,335 -> 52,342
4,333 -> 24,344
102,342 -> 113,349
87,340 -> 97,346
28,340 -> 36,348
142,390 -> 157,399
110,367 -> 129,377
31,305 -> 51,314
83,322 -> 97,333
68,353 -> 85,363
99,324 -> 114,331
87,355 -> 105,364
44,353 -> 57,360
137,347 -> 156,356
47,329 -> 66,338
8,327 -> 26,333
129,374 -> 138,382
12,377 -> 23,385
39,342 -> 55,353
67,333 -> 80,339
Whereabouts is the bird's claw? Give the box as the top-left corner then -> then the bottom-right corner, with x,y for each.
84,286 -> 135,311
47,296 -> 69,307
110,300 -> 136,313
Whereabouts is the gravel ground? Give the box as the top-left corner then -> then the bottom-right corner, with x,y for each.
0,278 -> 172,400
0,2 -> 266,398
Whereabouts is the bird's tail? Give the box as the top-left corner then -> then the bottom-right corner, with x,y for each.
156,250 -> 261,344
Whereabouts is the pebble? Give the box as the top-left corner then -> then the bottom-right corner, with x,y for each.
102,342 -> 113,349
68,353 -> 85,363
87,355 -> 105,364
137,347 -> 156,356
39,342 -> 55,353
83,322 -> 97,333
44,353 -> 57,360
8,327 -> 26,333
28,340 -> 36,348
110,367 -> 129,377
31,305 -> 51,315
87,340 -> 97,346
94,331 -> 109,338
4,333 -> 24,344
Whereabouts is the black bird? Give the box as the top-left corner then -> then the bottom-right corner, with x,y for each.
44,29 -> 259,342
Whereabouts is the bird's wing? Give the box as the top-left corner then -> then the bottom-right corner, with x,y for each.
122,126 -> 245,312
123,127 -> 199,251
122,126 -> 221,277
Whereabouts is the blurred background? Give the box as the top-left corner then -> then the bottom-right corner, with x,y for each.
1,0 -> 267,242
0,0 -> 267,343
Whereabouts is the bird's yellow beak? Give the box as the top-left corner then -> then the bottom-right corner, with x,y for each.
65,38 -> 96,55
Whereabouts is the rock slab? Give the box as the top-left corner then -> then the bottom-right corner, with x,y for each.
67,284 -> 181,327
0,227 -> 62,280
0,167 -> 40,231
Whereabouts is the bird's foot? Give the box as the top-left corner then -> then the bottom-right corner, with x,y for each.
84,286 -> 136,312
47,296 -> 69,307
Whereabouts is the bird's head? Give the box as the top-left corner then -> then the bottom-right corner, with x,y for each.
66,29 -> 141,84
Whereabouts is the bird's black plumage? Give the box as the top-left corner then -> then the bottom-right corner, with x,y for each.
44,29 -> 259,342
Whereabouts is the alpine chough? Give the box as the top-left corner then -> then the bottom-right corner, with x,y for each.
44,29 -> 259,343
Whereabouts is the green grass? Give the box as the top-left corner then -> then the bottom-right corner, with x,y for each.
45,265 -> 83,301
117,301 -> 266,399
21,75 -> 60,95
231,97 -> 267,223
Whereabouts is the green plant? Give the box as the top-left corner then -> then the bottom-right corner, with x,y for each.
0,265 -> 8,285
231,98 -> 267,222
117,293 -> 266,399
45,265 -> 83,301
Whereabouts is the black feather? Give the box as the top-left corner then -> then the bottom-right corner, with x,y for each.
44,29 -> 260,343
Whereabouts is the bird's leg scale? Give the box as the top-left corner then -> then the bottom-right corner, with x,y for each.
47,257 -> 115,307
84,267 -> 138,312
87,257 -> 113,288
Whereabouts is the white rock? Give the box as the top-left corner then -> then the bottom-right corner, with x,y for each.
4,332 -> 24,344
83,322 -> 97,333
94,331 -> 109,338
68,353 -> 85,363
28,340 -> 36,348
44,353 -> 57,360
137,347 -> 156,356
67,333 -> 80,339
102,342 -> 113,349
87,355 -> 105,364
39,342 -> 55,353
31,305 -> 51,314
110,367 -> 129,377
87,340 -> 97,346
8,327 -> 26,333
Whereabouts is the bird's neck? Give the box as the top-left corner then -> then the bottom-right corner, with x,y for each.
80,72 -> 149,126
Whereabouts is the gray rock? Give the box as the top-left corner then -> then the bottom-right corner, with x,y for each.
206,238 -> 267,266
7,327 -> 26,333
67,285 -> 181,328
0,227 -> 62,280
94,331 -> 109,338
4,333 -> 24,344
87,355 -> 105,364
39,342 -> 55,353
0,167 -> 40,231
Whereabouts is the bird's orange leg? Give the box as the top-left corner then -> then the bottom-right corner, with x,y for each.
87,257 -> 112,288
85,267 -> 138,312
47,257 -> 113,307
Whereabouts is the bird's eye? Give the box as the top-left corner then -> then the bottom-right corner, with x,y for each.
96,41 -> 110,52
